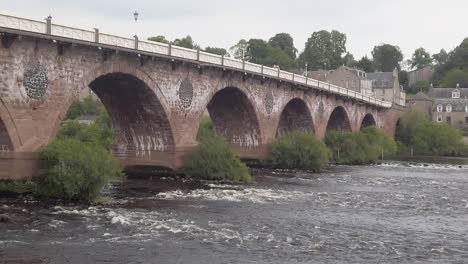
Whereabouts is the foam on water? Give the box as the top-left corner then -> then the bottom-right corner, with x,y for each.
154,186 -> 312,204
377,161 -> 468,170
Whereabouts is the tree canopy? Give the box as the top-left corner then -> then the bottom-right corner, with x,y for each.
205,47 -> 228,56
147,35 -> 170,44
268,33 -> 297,59
410,48 -> 432,70
299,30 -> 347,70
372,44 -> 403,72
354,56 -> 376,72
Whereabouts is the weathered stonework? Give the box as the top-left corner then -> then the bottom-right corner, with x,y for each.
0,36 -> 405,179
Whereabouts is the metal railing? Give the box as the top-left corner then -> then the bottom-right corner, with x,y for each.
0,13 -> 393,108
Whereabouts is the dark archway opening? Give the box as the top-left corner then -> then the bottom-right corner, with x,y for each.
206,87 -> 261,148
0,118 -> 13,151
361,114 -> 377,129
89,73 -> 174,158
326,106 -> 351,133
276,98 -> 314,137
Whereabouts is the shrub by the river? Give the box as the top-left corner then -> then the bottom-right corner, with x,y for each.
396,109 -> 467,156
184,117 -> 252,182
37,138 -> 121,201
325,127 -> 397,164
270,131 -> 329,171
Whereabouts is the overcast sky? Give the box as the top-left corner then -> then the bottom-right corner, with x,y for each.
2,0 -> 467,61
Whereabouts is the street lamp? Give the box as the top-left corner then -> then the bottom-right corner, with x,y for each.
304,62 -> 308,77
133,11 -> 139,23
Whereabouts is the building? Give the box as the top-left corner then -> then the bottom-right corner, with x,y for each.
308,66 -> 373,97
427,84 -> 468,128
407,91 -> 433,116
408,66 -> 434,86
367,68 -> 406,105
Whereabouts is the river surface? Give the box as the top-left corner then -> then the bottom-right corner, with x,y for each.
1,162 -> 468,264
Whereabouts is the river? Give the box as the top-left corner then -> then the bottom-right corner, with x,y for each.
1,162 -> 467,264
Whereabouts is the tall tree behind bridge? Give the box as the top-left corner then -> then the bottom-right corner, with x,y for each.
409,48 -> 433,70
371,44 -> 403,72
432,38 -> 468,87
268,33 -> 297,59
354,56 -> 376,72
204,47 -> 229,56
298,30 -> 347,70
147,35 -> 170,44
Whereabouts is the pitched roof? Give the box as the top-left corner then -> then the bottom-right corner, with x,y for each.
367,72 -> 394,89
427,87 -> 468,98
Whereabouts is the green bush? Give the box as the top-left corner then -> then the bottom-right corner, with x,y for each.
0,181 -> 37,194
270,131 -> 329,171
396,109 -> 467,156
38,138 -> 122,201
326,127 -> 397,164
66,96 -> 101,120
184,116 -> 251,182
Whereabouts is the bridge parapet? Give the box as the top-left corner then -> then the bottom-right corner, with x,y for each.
0,13 -> 392,108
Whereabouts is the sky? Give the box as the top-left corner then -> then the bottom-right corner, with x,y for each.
2,0 -> 467,61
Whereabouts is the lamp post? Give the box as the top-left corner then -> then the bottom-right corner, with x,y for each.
133,11 -> 139,23
304,62 -> 308,77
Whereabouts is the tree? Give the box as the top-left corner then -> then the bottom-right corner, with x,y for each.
229,39 -> 248,59
147,35 -> 170,44
268,33 -> 297,59
441,68 -> 468,87
204,47 -> 228,56
354,56 -> 376,72
244,39 -> 296,70
173,35 -> 199,49
410,48 -> 432,70
299,30 -> 347,70
432,39 -> 468,86
372,44 -> 404,71
408,80 -> 431,94
399,70 -> 409,90
432,49 -> 449,66
343,52 -> 356,67
245,39 -> 270,62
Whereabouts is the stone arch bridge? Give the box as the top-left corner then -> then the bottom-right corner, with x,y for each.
0,14 -> 404,179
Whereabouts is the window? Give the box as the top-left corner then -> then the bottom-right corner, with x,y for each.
446,116 -> 451,124
446,104 -> 452,112
437,116 -> 443,122
436,104 -> 443,112
452,90 -> 460,98
465,117 -> 468,124
465,105 -> 468,113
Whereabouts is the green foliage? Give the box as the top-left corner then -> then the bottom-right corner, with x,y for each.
38,138 -> 122,201
372,44 -> 403,71
410,48 -> 432,70
147,35 -> 170,44
408,80 -> 431,94
229,39 -> 248,59
399,70 -> 409,90
268,33 -> 297,59
325,127 -> 397,164
204,47 -> 228,56
0,181 -> 37,194
184,116 -> 251,182
173,35 -> 199,49
441,68 -> 468,87
66,96 -> 100,120
396,109 -> 467,156
354,56 -> 376,72
58,110 -> 115,149
245,38 -> 296,70
343,52 -> 356,67
270,131 -> 329,171
433,49 -> 449,66
299,30 -> 347,70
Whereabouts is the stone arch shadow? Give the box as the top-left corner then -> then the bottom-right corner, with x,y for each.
325,105 -> 352,133
199,86 -> 262,150
73,63 -> 176,169
276,97 -> 315,137
360,113 -> 377,130
0,99 -> 21,151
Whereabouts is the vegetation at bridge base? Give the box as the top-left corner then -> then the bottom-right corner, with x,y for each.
395,109 -> 468,156
325,127 -> 397,165
65,96 -> 101,120
270,131 -> 329,171
184,116 -> 252,183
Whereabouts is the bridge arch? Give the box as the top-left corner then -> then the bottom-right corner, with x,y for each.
360,113 -> 377,129
325,106 -> 351,133
86,71 -> 175,158
276,98 -> 315,137
0,99 -> 20,151
204,86 -> 261,148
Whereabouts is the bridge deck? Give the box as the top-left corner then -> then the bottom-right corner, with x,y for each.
0,13 -> 392,108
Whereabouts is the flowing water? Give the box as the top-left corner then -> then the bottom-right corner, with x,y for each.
1,162 -> 468,264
